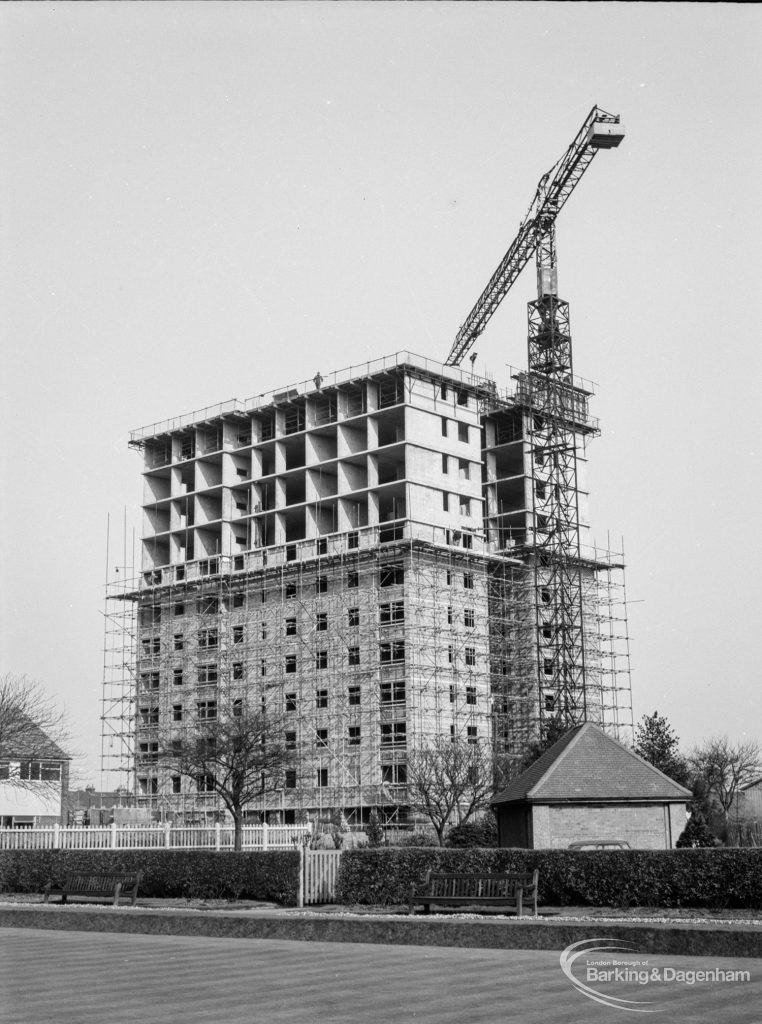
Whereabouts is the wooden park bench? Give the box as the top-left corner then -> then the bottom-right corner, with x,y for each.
44,871 -> 143,907
408,869 -> 539,917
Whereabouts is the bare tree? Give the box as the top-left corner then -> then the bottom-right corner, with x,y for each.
688,735 -> 762,831
159,699 -> 294,851
406,739 -> 495,846
0,674 -> 70,793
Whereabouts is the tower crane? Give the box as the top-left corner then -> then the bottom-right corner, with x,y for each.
449,107 -> 625,737
445,106 -> 624,367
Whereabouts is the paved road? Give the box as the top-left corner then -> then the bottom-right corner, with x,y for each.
1,927 -> 760,1024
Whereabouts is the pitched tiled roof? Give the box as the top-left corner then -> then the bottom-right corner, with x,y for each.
1,718 -> 70,761
492,722 -> 692,805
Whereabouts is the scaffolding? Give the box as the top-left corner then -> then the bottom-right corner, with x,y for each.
102,525 -> 503,824
102,526 -> 631,823
101,567 -> 137,791
590,538 -> 633,739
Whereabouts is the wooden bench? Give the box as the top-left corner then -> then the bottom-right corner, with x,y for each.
408,869 -> 539,917
44,871 -> 143,907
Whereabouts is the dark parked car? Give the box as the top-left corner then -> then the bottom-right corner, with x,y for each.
567,839 -> 631,850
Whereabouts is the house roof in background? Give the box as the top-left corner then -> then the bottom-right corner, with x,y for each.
1,718 -> 70,761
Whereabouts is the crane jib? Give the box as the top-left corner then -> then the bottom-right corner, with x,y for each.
445,110 -> 624,367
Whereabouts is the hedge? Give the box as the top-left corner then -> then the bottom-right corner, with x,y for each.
335,847 -> 762,909
0,849 -> 300,905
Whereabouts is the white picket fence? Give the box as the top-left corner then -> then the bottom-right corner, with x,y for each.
300,848 -> 342,906
0,823 -> 344,905
0,822 -> 312,852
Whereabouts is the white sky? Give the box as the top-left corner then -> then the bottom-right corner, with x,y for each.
2,2 -> 760,785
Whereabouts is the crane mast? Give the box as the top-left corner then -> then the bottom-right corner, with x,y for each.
448,106 -> 624,739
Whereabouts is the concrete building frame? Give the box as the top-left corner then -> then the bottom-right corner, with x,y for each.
102,352 -> 632,825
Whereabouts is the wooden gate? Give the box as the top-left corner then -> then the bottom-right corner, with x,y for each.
300,849 -> 342,906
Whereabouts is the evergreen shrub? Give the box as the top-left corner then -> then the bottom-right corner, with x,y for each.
445,817 -> 498,848
676,811 -> 717,848
365,811 -> 384,848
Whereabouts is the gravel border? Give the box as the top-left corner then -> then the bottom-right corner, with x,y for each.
3,895 -> 762,928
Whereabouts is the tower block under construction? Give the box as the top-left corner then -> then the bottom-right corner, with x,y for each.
103,351 -> 632,825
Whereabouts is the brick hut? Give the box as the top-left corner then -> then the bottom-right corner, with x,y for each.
491,723 -> 691,849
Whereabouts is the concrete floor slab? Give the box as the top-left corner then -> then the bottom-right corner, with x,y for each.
1,927 -> 761,1024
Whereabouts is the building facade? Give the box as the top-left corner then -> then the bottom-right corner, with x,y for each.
0,722 -> 70,828
104,352 -> 631,825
